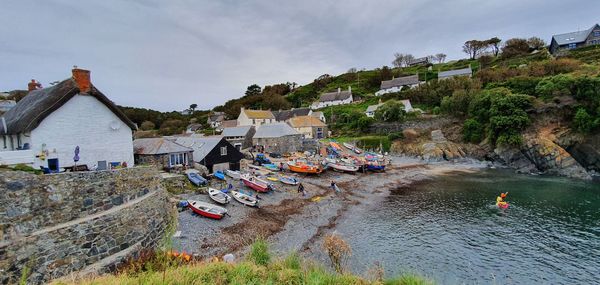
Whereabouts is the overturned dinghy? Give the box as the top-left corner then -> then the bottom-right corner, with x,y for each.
231,190 -> 259,207
208,188 -> 231,204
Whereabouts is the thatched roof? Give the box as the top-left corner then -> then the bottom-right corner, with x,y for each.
0,78 -> 136,134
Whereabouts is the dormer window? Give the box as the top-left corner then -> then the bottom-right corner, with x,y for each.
594,31 -> 600,37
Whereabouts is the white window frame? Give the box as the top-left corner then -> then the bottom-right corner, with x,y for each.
220,146 -> 227,156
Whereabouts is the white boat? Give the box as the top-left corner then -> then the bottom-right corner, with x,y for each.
343,142 -> 362,154
225,169 -> 241,179
328,162 -> 359,173
279,176 -> 299,185
231,190 -> 259,207
208,188 -> 232,204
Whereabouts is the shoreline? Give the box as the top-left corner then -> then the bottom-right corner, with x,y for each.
173,156 -> 489,261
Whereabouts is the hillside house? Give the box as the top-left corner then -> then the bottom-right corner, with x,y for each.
288,116 -> 327,139
133,138 -> 193,170
0,68 -> 136,171
408,57 -> 429,67
375,75 -> 422,96
221,125 -> 255,150
311,87 -> 353,110
310,111 -> 326,123
174,136 -> 244,172
438,67 -> 472,80
273,108 -> 311,122
237,108 -> 275,127
365,99 -> 414,117
185,123 -> 203,134
550,24 -> 600,55
207,112 -> 225,129
253,123 -> 302,154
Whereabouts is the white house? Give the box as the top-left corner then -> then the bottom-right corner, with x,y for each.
207,112 -> 225,129
375,75 -> 423,96
0,68 -> 136,171
311,87 -> 353,110
237,108 -> 275,127
437,67 -> 472,80
365,99 -> 414,118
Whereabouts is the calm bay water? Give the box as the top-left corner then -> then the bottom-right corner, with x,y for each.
335,169 -> 600,284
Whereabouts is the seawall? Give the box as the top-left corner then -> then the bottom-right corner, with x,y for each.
0,167 -> 174,284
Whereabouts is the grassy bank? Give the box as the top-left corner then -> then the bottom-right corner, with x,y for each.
56,239 -> 432,285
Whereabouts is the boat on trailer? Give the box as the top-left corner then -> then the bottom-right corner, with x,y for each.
187,200 -> 227,219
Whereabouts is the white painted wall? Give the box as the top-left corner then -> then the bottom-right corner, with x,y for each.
237,110 -> 274,127
311,97 -> 353,110
29,94 -> 134,169
0,150 -> 34,165
375,83 -> 421,96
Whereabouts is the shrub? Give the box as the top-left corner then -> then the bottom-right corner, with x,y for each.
140,120 -> 156,131
463,119 -> 484,143
12,164 -> 42,175
573,108 -> 596,133
388,132 -> 404,141
374,100 -> 406,122
322,233 -> 352,273
432,106 -> 441,115
248,238 -> 271,266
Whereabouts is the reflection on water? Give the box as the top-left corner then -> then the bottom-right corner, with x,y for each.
335,170 -> 600,284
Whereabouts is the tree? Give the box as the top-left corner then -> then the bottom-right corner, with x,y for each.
189,103 -> 197,113
402,54 -> 415,67
573,108 -> 595,133
527,37 -> 546,51
435,53 -> 447,63
487,37 -> 501,56
140,120 -> 156,131
245,84 -> 261,97
392,53 -> 405,68
347,67 -> 357,73
427,55 -> 436,64
501,38 -> 530,59
463,40 -> 486,59
374,100 -> 406,122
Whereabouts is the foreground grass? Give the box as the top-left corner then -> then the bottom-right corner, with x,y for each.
56,239 -> 433,285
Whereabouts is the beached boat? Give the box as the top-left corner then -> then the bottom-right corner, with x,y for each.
343,142 -> 362,153
263,163 -> 279,171
265,175 -> 279,182
366,161 -> 385,171
225,169 -> 241,179
327,161 -> 359,173
287,160 -> 322,174
231,190 -> 259,207
248,164 -> 262,171
213,170 -> 226,180
208,188 -> 231,204
187,172 -> 207,186
241,174 -> 271,192
187,200 -> 227,219
279,176 -> 299,185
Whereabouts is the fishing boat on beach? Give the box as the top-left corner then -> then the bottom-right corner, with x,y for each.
187,200 -> 227,219
326,160 -> 359,173
213,170 -> 226,180
263,163 -> 279,171
231,190 -> 259,207
208,188 -> 231,204
187,172 -> 207,186
287,160 -> 323,174
279,176 -> 299,185
366,161 -> 385,171
342,142 -> 362,154
225,169 -> 241,179
241,174 -> 271,192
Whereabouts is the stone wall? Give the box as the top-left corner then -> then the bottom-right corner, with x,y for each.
253,135 -> 303,154
0,167 -> 174,284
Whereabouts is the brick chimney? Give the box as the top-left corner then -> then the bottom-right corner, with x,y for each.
72,67 -> 91,93
27,79 -> 41,92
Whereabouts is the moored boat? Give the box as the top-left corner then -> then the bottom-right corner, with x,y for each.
208,188 -> 231,204
231,190 -> 259,207
187,200 -> 227,219
241,174 -> 271,192
225,169 -> 241,179
287,160 -> 323,174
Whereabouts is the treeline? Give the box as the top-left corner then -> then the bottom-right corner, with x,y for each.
213,83 -> 294,119
119,106 -> 210,136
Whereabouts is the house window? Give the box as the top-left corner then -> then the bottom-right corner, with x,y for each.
568,43 -> 577,49
252,119 -> 256,124
220,146 -> 227,156
595,31 -> 600,37
169,153 -> 187,167
316,127 -> 324,139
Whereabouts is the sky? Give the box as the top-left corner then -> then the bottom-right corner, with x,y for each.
1,0 -> 599,112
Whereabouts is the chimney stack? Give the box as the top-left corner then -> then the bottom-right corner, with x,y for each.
27,79 -> 41,92
337,87 -> 341,93
72,67 -> 91,93
348,86 -> 352,92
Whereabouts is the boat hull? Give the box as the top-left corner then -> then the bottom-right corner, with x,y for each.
328,163 -> 359,173
225,170 -> 241,179
287,163 -> 322,174
241,177 -> 270,192
187,200 -> 226,220
232,191 -> 259,207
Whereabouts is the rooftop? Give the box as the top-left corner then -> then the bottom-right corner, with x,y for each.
222,125 -> 253,137
552,24 -> 599,46
273,108 -> 311,121
380,75 -> 421,89
319,89 -> 352,102
133,138 -> 192,155
438,67 -> 472,79
241,108 -> 275,119
254,123 -> 300,138
174,135 -> 224,161
288,116 -> 326,128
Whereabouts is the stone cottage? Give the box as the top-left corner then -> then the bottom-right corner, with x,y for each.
237,108 -> 275,127
253,123 -> 302,154
311,87 -> 353,110
288,115 -> 327,139
0,68 -> 136,171
133,138 -> 193,170
221,125 -> 255,150
375,75 -> 423,96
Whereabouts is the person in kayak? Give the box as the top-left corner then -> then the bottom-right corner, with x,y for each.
496,192 -> 509,207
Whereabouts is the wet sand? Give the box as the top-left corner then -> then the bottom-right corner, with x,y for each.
173,157 -> 489,260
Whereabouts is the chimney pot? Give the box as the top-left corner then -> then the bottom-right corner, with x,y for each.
72,68 -> 91,93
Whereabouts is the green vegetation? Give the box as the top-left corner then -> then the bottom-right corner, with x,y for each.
330,136 -> 392,152
0,164 -> 43,175
60,240 -> 433,285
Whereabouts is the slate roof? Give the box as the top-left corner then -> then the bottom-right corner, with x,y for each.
366,103 -> 383,113
552,24 -> 599,45
174,136 -> 224,162
438,67 -> 472,79
0,78 -> 136,134
254,123 -> 300,138
319,90 -> 352,102
380,75 -> 420,89
222,125 -> 253,137
242,109 -> 275,119
133,138 -> 192,155
288,116 -> 326,128
273,108 -> 311,121
208,112 -> 224,122
221,120 -> 238,128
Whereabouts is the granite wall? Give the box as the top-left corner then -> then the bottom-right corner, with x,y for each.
0,167 -> 174,284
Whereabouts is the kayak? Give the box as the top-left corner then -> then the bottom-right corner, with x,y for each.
497,202 -> 509,209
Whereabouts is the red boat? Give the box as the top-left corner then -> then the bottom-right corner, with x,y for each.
241,174 -> 270,192
187,200 -> 227,220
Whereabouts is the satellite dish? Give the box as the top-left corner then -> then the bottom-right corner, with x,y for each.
109,121 -> 120,130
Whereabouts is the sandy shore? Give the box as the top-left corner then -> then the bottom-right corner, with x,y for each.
172,156 -> 489,260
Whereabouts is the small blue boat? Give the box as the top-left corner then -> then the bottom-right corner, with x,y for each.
279,176 -> 299,185
263,164 -> 279,171
214,170 -> 226,180
187,172 -> 207,186
366,164 -> 385,171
